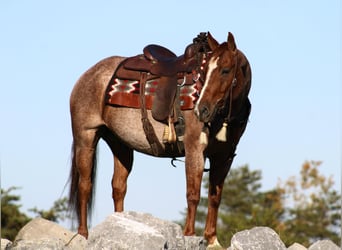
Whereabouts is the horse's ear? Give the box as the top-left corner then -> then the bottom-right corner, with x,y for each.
207,32 -> 219,50
227,32 -> 237,51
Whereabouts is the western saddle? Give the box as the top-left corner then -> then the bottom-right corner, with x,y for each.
110,33 -> 209,155
115,43 -> 199,121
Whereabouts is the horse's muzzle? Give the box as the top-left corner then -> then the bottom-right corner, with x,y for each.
195,104 -> 212,123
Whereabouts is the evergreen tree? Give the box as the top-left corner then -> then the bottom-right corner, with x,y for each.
1,187 -> 70,241
279,161 -> 341,246
179,162 -> 341,247
209,165 -> 285,246
179,165 -> 286,247
29,197 -> 70,223
1,187 -> 31,241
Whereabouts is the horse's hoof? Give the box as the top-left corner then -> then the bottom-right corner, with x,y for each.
206,238 -> 224,250
78,228 -> 89,239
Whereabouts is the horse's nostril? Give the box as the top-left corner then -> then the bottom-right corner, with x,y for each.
201,106 -> 209,117
198,105 -> 211,122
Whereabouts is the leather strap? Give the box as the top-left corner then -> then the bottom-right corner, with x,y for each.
139,72 -> 164,156
174,84 -> 185,154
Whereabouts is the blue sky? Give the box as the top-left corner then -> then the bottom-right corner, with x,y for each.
1,1 -> 340,228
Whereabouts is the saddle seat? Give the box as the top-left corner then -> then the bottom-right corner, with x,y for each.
143,44 -> 177,61
123,44 -> 197,77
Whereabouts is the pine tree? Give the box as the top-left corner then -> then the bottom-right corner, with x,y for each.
1,187 -> 70,241
29,197 -> 70,223
1,187 -> 31,241
210,165 -> 285,246
179,165 -> 286,247
279,161 -> 341,246
179,162 -> 341,247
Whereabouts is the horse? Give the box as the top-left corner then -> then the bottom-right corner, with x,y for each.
68,31 -> 251,247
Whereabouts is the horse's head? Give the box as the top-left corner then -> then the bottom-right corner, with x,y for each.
195,32 -> 251,123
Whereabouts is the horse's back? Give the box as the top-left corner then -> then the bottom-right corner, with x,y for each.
70,56 -> 125,130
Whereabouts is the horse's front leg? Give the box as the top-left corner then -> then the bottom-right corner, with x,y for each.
204,156 -> 233,245
204,182 -> 224,246
184,150 -> 204,236
183,122 -> 206,236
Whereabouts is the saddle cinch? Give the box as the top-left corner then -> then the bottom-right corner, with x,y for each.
114,43 -> 198,122
107,42 -> 200,152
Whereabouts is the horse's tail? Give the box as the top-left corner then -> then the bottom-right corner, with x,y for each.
68,143 -> 97,226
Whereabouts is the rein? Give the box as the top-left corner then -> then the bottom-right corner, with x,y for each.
215,55 -> 238,142
226,76 -> 237,122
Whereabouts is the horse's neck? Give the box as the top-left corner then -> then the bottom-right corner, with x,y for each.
232,95 -> 249,117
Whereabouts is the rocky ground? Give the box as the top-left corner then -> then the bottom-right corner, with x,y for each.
1,211 -> 340,250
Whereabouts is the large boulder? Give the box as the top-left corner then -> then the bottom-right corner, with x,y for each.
308,240 -> 340,250
228,227 -> 287,250
6,212 -> 206,250
88,211 -> 206,249
9,217 -> 86,250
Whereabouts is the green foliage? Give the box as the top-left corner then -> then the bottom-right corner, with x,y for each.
1,187 -> 31,241
179,162 -> 341,248
1,187 -> 70,241
206,165 -> 286,246
279,161 -> 341,246
29,197 -> 70,222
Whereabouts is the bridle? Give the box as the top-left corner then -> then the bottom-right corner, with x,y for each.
187,33 -> 241,142
222,54 -> 238,126
206,51 -> 239,142
192,32 -> 211,85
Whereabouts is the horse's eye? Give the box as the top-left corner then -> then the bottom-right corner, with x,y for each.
221,68 -> 230,76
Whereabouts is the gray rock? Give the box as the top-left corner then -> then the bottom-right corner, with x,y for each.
308,240 -> 340,250
9,217 -> 86,250
88,211 -> 205,250
5,213 -> 337,250
230,227 -> 287,250
1,239 -> 12,250
287,242 -> 307,250
10,239 -> 69,250
184,236 -> 207,250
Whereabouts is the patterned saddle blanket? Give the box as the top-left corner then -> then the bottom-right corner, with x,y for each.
105,75 -> 199,111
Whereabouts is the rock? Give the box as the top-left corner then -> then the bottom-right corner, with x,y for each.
88,211 -> 205,249
4,214 -> 339,250
287,242 -> 308,250
9,217 -> 87,250
229,227 -> 287,250
6,212 -> 205,250
184,236 -> 207,250
1,239 -> 12,250
308,240 -> 340,250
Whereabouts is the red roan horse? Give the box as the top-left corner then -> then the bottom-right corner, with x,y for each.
68,32 -> 251,247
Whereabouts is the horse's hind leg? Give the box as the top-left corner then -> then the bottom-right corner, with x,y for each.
112,147 -> 133,212
103,132 -> 133,212
70,129 -> 100,239
76,147 -> 96,237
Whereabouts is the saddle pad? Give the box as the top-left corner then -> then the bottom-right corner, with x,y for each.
106,78 -> 198,110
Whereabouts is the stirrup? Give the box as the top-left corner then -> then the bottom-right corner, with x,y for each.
162,116 -> 177,143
